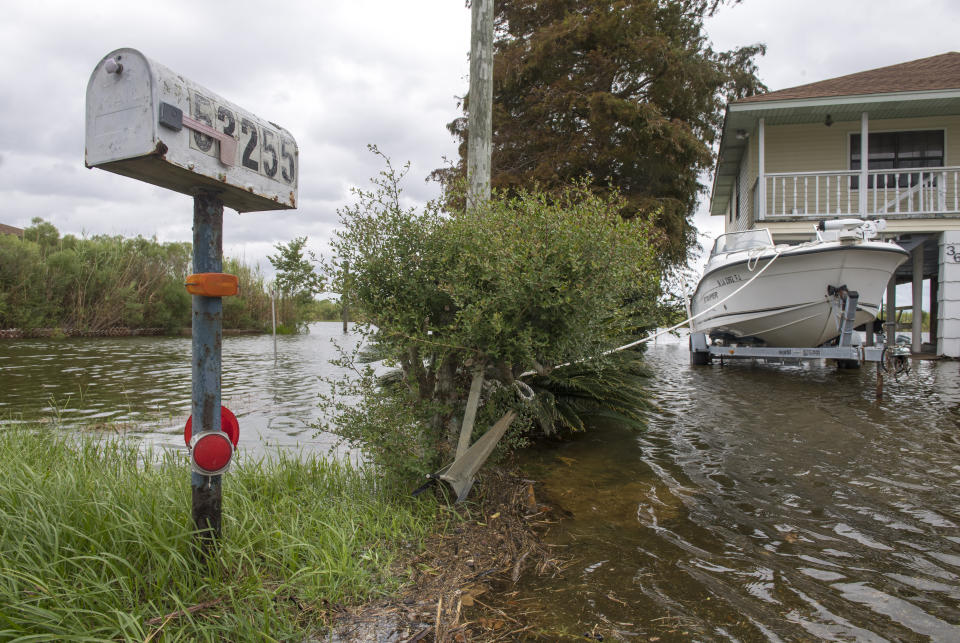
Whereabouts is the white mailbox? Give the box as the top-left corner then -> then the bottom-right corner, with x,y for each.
85,48 -> 298,212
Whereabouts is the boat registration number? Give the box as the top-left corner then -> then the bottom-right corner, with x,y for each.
716,273 -> 743,288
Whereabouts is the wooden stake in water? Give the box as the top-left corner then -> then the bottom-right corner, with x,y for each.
271,287 -> 277,361
341,260 -> 350,334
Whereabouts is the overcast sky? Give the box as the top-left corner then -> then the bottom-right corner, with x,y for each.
2,0 -> 959,280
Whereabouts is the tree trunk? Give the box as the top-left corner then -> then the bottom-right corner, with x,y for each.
431,353 -> 460,455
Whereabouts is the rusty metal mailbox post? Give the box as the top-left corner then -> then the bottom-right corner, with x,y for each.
85,48 -> 299,550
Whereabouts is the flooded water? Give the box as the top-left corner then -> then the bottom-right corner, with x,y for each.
2,326 -> 959,640
0,322 -> 357,455
518,341 -> 960,641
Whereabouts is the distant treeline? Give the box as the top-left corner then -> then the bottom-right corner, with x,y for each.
0,219 -> 337,334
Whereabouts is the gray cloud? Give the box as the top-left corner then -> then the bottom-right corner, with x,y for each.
0,0 -> 468,281
4,0 -> 960,283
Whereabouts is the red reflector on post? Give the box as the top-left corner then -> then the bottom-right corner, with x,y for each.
185,273 -> 239,297
190,432 -> 233,475
185,406 -> 239,447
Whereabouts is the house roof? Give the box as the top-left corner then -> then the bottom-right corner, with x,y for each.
709,52 -> 960,217
0,223 -> 24,237
737,52 -> 960,104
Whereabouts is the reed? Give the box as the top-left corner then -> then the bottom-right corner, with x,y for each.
0,429 -> 434,641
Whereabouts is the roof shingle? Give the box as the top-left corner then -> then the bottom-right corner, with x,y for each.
0,223 -> 24,237
737,52 -> 960,104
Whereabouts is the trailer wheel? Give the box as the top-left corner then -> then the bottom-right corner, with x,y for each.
836,359 -> 861,370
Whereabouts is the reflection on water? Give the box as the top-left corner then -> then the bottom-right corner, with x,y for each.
0,322 -> 358,455
520,342 -> 960,641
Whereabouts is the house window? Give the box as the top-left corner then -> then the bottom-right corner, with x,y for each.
850,130 -> 944,189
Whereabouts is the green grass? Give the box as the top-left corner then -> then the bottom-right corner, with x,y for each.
0,429 -> 436,641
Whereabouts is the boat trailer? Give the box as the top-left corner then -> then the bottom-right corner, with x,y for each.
689,289 -> 911,397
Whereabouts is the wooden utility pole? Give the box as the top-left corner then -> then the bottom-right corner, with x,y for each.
467,0 -> 494,209
454,0 -> 496,465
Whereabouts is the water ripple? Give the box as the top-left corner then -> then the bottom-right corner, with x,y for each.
518,340 -> 960,640
0,323 -> 360,456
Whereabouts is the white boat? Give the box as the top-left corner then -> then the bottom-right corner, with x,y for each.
690,220 -> 909,348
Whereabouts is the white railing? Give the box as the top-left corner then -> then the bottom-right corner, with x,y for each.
761,167 -> 960,219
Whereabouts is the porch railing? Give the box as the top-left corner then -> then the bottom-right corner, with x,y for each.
761,167 -> 960,219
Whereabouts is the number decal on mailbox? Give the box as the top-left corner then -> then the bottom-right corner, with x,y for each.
281,136 -> 296,185
186,93 -> 293,185
261,128 -> 278,178
190,91 -> 215,153
217,106 -> 237,138
240,117 -> 260,172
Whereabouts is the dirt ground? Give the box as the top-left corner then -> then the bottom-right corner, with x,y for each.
323,469 -> 572,642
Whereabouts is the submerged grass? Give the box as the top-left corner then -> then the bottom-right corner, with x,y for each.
0,429 -> 436,641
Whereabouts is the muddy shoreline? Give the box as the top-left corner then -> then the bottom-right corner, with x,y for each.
326,469 -> 576,642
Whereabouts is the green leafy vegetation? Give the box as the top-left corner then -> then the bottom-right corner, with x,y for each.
268,237 -> 326,332
434,0 -> 765,266
318,153 -> 661,480
879,309 -> 931,331
0,219 -> 318,333
0,428 -> 434,640
309,298 -> 343,322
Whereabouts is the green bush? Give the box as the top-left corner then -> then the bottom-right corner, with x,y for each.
318,152 -> 661,480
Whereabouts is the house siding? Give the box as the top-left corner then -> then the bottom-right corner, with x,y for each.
759,115 -> 960,218
734,141 -> 753,232
764,115 -> 960,174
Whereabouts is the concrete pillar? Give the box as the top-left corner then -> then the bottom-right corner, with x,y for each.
930,275 -> 939,347
758,118 -> 765,220
938,231 -> 960,357
885,276 -> 897,346
860,112 -> 869,217
912,244 -> 923,353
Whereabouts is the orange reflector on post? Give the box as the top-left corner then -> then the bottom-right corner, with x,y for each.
185,273 -> 239,297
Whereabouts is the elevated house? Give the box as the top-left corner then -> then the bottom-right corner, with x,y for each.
710,52 -> 960,358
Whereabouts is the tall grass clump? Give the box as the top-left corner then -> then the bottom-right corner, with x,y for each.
0,429 -> 435,641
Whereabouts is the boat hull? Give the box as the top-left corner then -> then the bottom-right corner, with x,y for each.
690,242 -> 908,347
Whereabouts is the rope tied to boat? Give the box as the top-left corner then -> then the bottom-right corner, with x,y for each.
746,247 -> 765,271
518,247 -> 785,379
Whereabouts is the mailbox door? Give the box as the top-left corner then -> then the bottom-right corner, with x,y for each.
85,48 -> 156,167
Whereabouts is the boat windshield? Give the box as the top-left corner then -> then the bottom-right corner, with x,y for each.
710,229 -> 774,258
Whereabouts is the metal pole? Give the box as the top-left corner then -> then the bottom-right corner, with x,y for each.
912,244 -> 924,353
467,0 -> 494,209
191,192 -> 224,550
271,287 -> 277,361
885,275 -> 897,347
